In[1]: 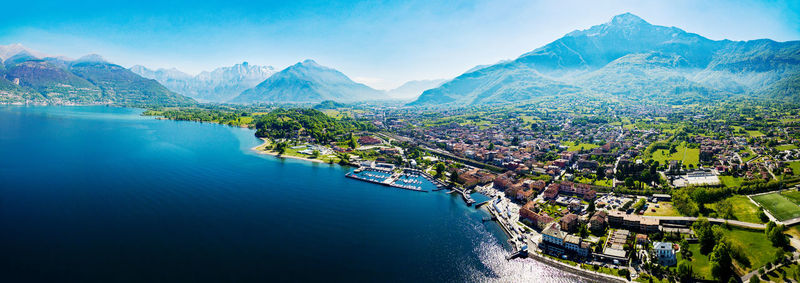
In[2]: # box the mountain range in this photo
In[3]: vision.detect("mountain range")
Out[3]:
[231,59,387,104]
[131,62,275,102]
[411,13,800,106]
[0,45,195,106]
[2,13,798,107]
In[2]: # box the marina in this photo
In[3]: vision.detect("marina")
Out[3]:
[345,167,427,192]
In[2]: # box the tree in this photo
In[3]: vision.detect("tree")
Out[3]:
[434,162,446,178]
[679,238,691,260]
[311,150,320,159]
[716,199,734,219]
[765,221,787,247]
[750,275,761,283]
[579,223,589,238]
[587,199,596,213]
[348,135,359,149]
[275,142,288,154]
[710,241,732,282]
[693,217,715,254]
[449,169,460,185]
[596,166,606,179]
[758,209,769,222]
[677,260,693,283]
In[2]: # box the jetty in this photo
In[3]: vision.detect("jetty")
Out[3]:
[345,167,427,192]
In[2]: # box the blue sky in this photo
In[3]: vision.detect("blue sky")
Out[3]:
[2,0,799,89]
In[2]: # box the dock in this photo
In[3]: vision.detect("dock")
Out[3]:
[345,168,427,192]
[474,198,494,208]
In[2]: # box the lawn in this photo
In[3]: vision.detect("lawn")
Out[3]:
[686,227,782,279]
[720,175,744,187]
[775,144,799,151]
[711,195,763,223]
[575,176,612,187]
[752,192,800,221]
[724,228,782,274]
[787,162,800,176]
[781,190,800,205]
[563,141,599,152]
[649,144,700,167]
[684,244,712,280]
[643,202,680,216]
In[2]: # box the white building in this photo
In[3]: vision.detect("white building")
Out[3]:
[653,242,676,266]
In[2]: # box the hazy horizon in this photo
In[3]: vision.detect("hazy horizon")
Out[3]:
[2,0,799,89]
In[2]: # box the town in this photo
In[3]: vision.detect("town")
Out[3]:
[146,97,800,283]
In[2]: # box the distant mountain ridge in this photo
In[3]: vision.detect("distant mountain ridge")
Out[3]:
[231,59,386,104]
[131,62,275,102]
[386,79,446,100]
[0,44,195,106]
[411,13,800,106]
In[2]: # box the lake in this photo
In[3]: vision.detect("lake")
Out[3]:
[0,106,584,282]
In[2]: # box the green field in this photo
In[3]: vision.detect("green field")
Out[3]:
[782,190,800,205]
[681,227,781,280]
[752,192,800,221]
[649,144,700,167]
[776,144,799,151]
[724,228,783,274]
[708,195,763,223]
[720,175,744,187]
[732,126,765,137]
[643,202,680,217]
[563,141,599,152]
[787,162,800,176]
[683,244,712,280]
[574,176,612,187]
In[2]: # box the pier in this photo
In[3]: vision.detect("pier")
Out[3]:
[474,198,494,208]
[345,167,427,192]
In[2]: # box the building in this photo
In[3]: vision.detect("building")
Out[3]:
[540,223,591,258]
[560,213,578,233]
[651,194,672,202]
[607,210,660,233]
[653,242,676,266]
[636,234,649,245]
[589,211,607,234]
[542,184,559,200]
[595,229,630,265]
[358,135,382,145]
[563,235,590,258]
[541,224,566,256]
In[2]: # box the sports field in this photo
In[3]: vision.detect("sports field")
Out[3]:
[752,192,800,221]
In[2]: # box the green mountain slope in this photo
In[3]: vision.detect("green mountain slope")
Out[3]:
[412,13,800,106]
[70,61,196,106]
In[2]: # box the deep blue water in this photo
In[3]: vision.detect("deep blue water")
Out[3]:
[0,106,583,282]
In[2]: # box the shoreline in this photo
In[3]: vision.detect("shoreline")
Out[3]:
[250,138,335,164]
[251,136,619,282]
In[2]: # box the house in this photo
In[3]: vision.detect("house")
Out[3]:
[589,211,607,233]
[542,184,559,200]
[653,242,677,266]
[560,213,578,233]
[564,235,590,258]
[577,159,599,170]
[636,234,649,245]
[541,223,567,256]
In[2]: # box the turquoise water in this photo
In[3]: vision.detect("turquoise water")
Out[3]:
[0,106,584,282]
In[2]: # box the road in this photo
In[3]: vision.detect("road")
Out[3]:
[643,216,766,230]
